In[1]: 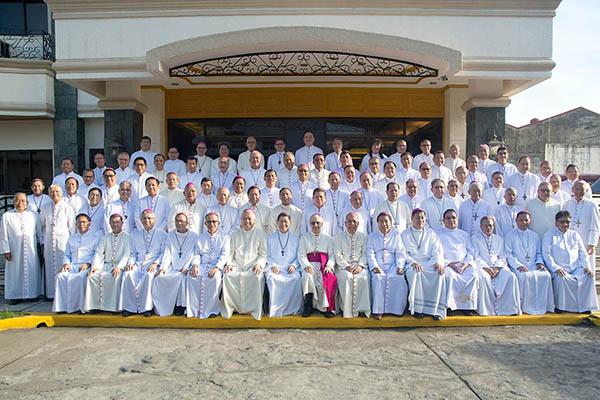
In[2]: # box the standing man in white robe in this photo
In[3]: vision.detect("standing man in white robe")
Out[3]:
[482,171,506,213]
[101,168,120,206]
[421,179,457,231]
[562,164,592,200]
[260,170,281,209]
[115,152,135,185]
[276,152,298,188]
[129,136,158,173]
[52,157,83,192]
[135,176,170,231]
[431,151,453,184]
[402,209,447,320]
[64,177,86,213]
[399,179,423,212]
[159,172,185,207]
[465,155,488,188]
[542,210,598,313]
[194,141,213,177]
[178,156,204,190]
[120,210,166,317]
[85,214,131,312]
[92,153,107,187]
[444,144,466,177]
[549,174,571,206]
[239,186,271,233]
[438,209,479,316]
[153,213,198,316]
[494,188,520,237]
[374,160,400,194]
[339,165,361,194]
[27,178,51,216]
[471,216,521,316]
[325,137,343,173]
[301,188,337,236]
[168,183,205,235]
[210,143,237,175]
[295,131,323,170]
[334,212,371,318]
[54,213,102,313]
[338,191,371,236]
[416,162,434,198]
[325,172,347,227]
[372,182,411,234]
[197,177,217,210]
[207,187,239,237]
[269,188,302,235]
[164,147,186,177]
[129,157,152,203]
[412,139,434,170]
[0,193,42,303]
[78,169,99,198]
[309,153,330,190]
[211,156,236,192]
[267,138,286,171]
[79,188,104,234]
[477,144,494,176]
[525,182,561,240]
[237,136,265,173]
[186,212,230,319]
[221,209,268,320]
[458,181,493,237]
[105,181,136,234]
[265,212,303,317]
[445,179,464,210]
[506,156,541,208]
[486,146,517,183]
[229,176,249,209]
[454,166,470,201]
[290,164,317,212]
[505,211,554,315]
[388,139,407,172]
[358,171,385,216]
[41,185,75,300]
[240,151,267,189]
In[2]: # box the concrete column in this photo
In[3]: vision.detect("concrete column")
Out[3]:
[53,80,85,174]
[443,87,469,154]
[462,98,510,157]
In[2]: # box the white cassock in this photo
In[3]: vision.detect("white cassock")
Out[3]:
[153,230,198,316]
[289,180,317,212]
[438,227,479,311]
[104,199,136,234]
[295,146,323,169]
[525,198,561,240]
[0,209,42,300]
[456,182,470,202]
[360,153,386,173]
[412,153,434,170]
[297,231,336,312]
[397,168,420,187]
[387,154,402,171]
[229,192,249,209]
[101,185,120,206]
[207,204,240,236]
[551,190,571,206]
[367,230,408,315]
[178,172,204,190]
[334,231,371,318]
[276,166,298,188]
[120,228,167,314]
[562,198,600,277]
[561,179,592,200]
[372,200,411,234]
[445,193,463,211]
[210,156,237,175]
[482,186,506,213]
[470,232,521,316]
[339,179,360,194]
[421,196,457,231]
[505,228,554,315]
[458,199,493,237]
[542,228,599,313]
[186,231,230,319]
[444,157,466,176]
[134,195,170,232]
[359,188,385,216]
[85,231,131,312]
[241,168,266,189]
[265,231,303,317]
[168,200,206,235]
[41,201,75,298]
[194,155,213,177]
[486,162,518,182]
[478,158,494,177]
[164,159,186,177]
[159,187,185,208]
[260,187,281,209]
[78,203,105,234]
[27,194,51,215]
[151,170,167,187]
[431,165,453,184]
[211,171,236,192]
[129,172,152,203]
[197,193,218,210]
[374,176,400,195]
[115,167,135,185]
[506,172,541,208]
[78,183,99,198]
[268,204,302,235]
[402,227,447,318]
[466,170,488,188]
[398,194,422,212]
[325,189,349,226]
[93,167,106,187]
[301,204,337,236]
[338,206,371,235]
[129,150,158,172]
[417,178,433,198]
[221,228,267,320]
[53,230,102,313]
[237,150,265,173]
[309,168,331,190]
[52,172,83,192]
[64,193,86,214]
[267,151,285,171]
[238,203,271,233]
[494,204,520,238]
[325,152,342,172]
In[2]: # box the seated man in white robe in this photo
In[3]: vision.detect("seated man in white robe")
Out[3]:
[168,183,206,235]
[402,209,447,320]
[437,209,479,316]
[399,179,422,211]
[334,212,371,318]
[159,172,185,207]
[135,177,170,231]
[494,188,520,237]
[471,216,521,316]
[372,182,411,234]
[542,210,599,313]
[269,187,302,235]
[482,171,506,212]
[153,212,198,316]
[79,187,104,234]
[298,213,337,317]
[0,193,43,304]
[84,214,131,312]
[229,176,249,209]
[54,213,102,313]
[458,181,492,237]
[207,187,238,236]
[260,169,281,209]
[367,212,408,320]
[186,212,230,319]
[239,186,271,233]
[120,209,167,317]
[105,181,136,233]
[525,182,561,240]
[221,209,268,320]
[421,179,457,231]
[505,211,554,315]
[301,188,337,236]
[338,190,371,236]
[265,212,302,317]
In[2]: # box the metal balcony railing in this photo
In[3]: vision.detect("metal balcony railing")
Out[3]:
[0,32,55,61]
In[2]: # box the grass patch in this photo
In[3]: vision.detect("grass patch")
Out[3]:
[0,310,26,320]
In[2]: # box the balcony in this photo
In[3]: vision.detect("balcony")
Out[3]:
[0,31,55,61]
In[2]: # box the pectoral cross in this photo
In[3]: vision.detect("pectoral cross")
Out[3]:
[473,213,478,220]
[522,194,527,200]
[575,220,582,228]
[460,193,465,199]
[178,251,182,258]
[525,255,531,261]
[281,250,285,256]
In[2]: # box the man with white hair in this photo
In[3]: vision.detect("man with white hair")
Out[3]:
[444,144,466,176]
[221,208,268,320]
[399,179,423,211]
[549,174,571,206]
[372,182,411,234]
[494,188,520,237]
[105,181,135,234]
[338,191,371,236]
[240,151,267,189]
[525,182,561,240]
[334,212,371,318]
[367,212,408,320]
[237,136,264,172]
[458,181,492,237]
[506,156,541,208]
[206,187,238,236]
[421,179,457,231]
[211,156,236,192]
[465,155,488,188]
[159,172,185,207]
[168,183,205,235]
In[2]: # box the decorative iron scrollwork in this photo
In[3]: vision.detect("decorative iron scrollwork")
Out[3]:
[170,51,437,78]
[0,33,55,61]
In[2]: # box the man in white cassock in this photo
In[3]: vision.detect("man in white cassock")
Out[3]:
[525,182,561,240]
[298,213,337,317]
[194,141,213,177]
[437,209,479,316]
[338,191,371,236]
[454,166,470,202]
[79,188,104,234]
[562,181,599,277]
[276,152,298,188]
[153,213,197,316]
[159,172,185,207]
[494,188,520,237]
[506,156,541,208]
[325,172,348,228]
[239,186,271,233]
[334,212,371,318]
[197,178,217,210]
[265,212,303,317]
[431,151,453,184]
[41,185,75,300]
[482,171,506,213]
[186,212,230,319]
[269,188,302,235]
[207,187,238,236]
[367,212,408,319]
[398,152,420,186]
[421,179,457,231]
[339,166,361,194]
[84,214,131,312]
[260,170,281,209]
[229,176,249,209]
[358,171,385,216]
[240,151,266,189]
[549,174,571,206]
[402,209,447,320]
[105,181,136,234]
[211,156,236,192]
[53,213,102,313]
[168,183,205,235]
[294,131,323,169]
[309,153,330,190]
[416,162,434,199]
[562,164,592,200]
[471,217,521,316]
[399,179,423,211]
[129,157,152,203]
[135,177,170,231]
[290,164,317,212]
[178,157,204,190]
[372,182,410,234]
[445,179,464,210]
[120,210,166,317]
[64,177,87,213]
[27,178,51,216]
[301,188,337,236]
[458,181,493,237]
[505,211,554,315]
[1,193,42,303]
[221,209,268,320]
[374,160,400,194]
[465,156,488,188]
[542,211,599,313]
[444,144,466,177]
[101,168,120,206]
[237,136,264,173]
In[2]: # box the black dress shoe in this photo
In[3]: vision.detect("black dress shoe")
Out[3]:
[432,315,442,321]
[555,308,564,314]
[414,312,425,318]
[462,310,476,316]
[447,309,457,316]
[323,311,335,318]
[43,296,53,302]
[143,311,152,317]
[582,310,592,314]
[8,299,21,305]
[122,311,132,317]
[174,306,185,316]
[302,293,313,317]
[87,309,100,314]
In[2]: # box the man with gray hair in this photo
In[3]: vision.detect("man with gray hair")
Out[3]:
[525,182,561,240]
[458,181,492,237]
